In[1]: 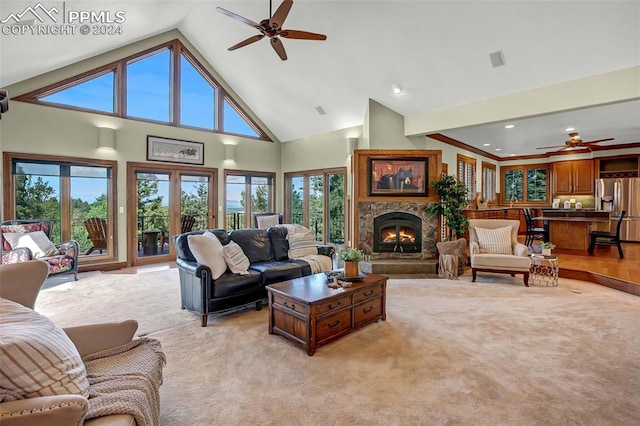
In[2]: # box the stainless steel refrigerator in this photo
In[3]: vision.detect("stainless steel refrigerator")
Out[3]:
[595,178,640,242]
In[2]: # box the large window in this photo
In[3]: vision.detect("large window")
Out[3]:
[482,161,497,203]
[4,153,117,264]
[285,168,346,245]
[501,164,549,204]
[225,171,275,231]
[457,154,476,202]
[16,40,270,140]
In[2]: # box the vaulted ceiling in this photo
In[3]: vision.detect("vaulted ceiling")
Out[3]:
[1,1,639,156]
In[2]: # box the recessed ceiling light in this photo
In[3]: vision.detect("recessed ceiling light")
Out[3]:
[495,148,502,151]
[504,124,515,129]
[391,84,404,95]
[483,143,490,146]
[565,127,575,132]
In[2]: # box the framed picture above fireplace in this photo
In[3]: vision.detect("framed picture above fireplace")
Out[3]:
[368,157,428,196]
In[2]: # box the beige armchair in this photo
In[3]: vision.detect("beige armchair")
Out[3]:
[468,219,532,286]
[0,261,162,426]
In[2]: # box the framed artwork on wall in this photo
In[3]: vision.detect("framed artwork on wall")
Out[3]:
[368,157,428,196]
[147,135,204,165]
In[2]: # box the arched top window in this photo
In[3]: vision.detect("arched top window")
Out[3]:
[14,39,270,141]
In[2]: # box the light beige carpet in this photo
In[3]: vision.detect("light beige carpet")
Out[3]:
[36,269,640,425]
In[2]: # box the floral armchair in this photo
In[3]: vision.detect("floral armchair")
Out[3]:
[0,219,79,280]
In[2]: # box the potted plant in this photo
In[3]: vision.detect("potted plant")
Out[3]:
[337,248,363,278]
[540,241,556,256]
[423,174,469,241]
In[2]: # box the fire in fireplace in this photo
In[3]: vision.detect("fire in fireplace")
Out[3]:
[373,212,422,253]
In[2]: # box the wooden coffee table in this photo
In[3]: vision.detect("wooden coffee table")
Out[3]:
[266,273,388,356]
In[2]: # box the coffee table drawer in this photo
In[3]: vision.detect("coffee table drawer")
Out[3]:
[317,310,351,342]
[316,295,351,315]
[353,283,383,304]
[273,294,308,315]
[354,297,382,325]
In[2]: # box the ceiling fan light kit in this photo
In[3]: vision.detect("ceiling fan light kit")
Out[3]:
[217,0,327,61]
[536,132,615,153]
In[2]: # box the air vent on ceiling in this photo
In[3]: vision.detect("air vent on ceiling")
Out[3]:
[489,50,505,68]
[315,106,326,115]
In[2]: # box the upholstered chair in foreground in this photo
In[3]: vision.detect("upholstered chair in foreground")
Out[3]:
[0,260,164,426]
[468,219,532,286]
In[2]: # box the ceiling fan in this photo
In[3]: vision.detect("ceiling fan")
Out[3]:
[216,0,327,61]
[537,132,615,152]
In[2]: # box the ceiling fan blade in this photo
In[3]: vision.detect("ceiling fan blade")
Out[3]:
[270,0,293,29]
[228,34,265,51]
[536,145,566,149]
[271,37,288,60]
[216,7,262,30]
[280,29,327,40]
[583,138,615,145]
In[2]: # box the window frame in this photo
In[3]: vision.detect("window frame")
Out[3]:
[14,39,271,141]
[284,167,347,245]
[224,170,276,231]
[2,152,118,266]
[481,161,497,203]
[500,163,550,205]
[457,154,476,202]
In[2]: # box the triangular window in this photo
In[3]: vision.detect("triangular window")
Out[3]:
[40,71,115,113]
[15,39,270,141]
[223,98,259,138]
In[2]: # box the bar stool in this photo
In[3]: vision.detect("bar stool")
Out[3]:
[588,210,625,259]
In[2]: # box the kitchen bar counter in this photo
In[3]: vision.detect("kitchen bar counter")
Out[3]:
[534,212,610,251]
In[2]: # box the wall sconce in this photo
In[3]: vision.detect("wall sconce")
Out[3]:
[347,137,358,155]
[97,127,116,150]
[224,144,236,161]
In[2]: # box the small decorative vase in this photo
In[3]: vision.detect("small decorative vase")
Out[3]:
[344,261,359,278]
[542,248,551,256]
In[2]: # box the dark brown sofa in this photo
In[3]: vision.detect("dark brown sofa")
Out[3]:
[174,227,334,326]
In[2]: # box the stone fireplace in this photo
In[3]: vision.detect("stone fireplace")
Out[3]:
[357,201,438,260]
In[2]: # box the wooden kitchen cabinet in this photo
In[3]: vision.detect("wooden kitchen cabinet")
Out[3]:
[552,160,594,195]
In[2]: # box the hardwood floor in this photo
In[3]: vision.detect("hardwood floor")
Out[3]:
[528,240,640,296]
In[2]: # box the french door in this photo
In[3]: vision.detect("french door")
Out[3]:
[127,162,217,265]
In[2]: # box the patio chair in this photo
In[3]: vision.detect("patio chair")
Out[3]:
[160,214,196,251]
[84,217,108,255]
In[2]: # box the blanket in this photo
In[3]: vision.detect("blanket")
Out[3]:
[438,254,459,280]
[82,337,166,426]
[300,254,333,274]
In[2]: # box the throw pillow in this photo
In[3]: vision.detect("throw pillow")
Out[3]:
[187,232,228,280]
[2,231,60,259]
[0,298,90,402]
[287,231,317,259]
[256,214,280,229]
[223,241,251,275]
[474,226,513,254]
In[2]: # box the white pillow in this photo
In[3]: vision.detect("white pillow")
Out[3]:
[223,241,251,275]
[475,226,513,254]
[256,214,280,229]
[0,298,90,402]
[287,231,317,259]
[2,231,60,259]
[187,232,228,280]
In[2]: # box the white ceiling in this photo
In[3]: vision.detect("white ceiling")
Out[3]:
[1,0,639,156]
